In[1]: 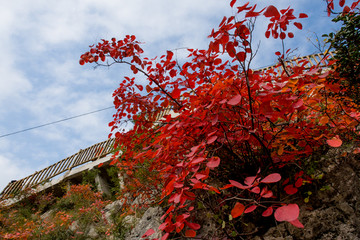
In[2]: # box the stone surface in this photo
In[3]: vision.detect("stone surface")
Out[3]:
[95,172,111,197]
[257,146,360,240]
[125,207,164,240]
[104,199,124,223]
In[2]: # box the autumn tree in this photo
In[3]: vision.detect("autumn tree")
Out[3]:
[80,0,360,239]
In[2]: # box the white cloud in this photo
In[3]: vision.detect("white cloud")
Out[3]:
[0,155,34,191]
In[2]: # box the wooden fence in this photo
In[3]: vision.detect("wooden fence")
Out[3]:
[256,51,335,74]
[0,138,115,200]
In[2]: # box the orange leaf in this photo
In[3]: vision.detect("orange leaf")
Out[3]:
[277,146,284,156]
[353,148,360,154]
[319,116,329,125]
[231,202,245,218]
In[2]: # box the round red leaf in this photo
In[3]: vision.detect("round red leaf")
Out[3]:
[231,202,245,218]
[274,204,299,222]
[326,137,343,147]
[261,173,281,183]
[262,206,273,217]
[284,184,298,195]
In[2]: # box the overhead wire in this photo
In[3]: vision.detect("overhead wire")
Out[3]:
[0,106,115,139]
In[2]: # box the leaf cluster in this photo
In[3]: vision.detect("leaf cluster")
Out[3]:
[324,11,360,104]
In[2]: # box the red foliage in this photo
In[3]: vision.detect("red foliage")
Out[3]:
[80,0,360,237]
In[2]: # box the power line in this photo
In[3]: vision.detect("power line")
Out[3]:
[0,106,114,139]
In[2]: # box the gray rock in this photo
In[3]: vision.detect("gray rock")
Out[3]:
[126,207,164,240]
[104,199,125,223]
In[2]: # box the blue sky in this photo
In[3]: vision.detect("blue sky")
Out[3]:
[0,0,341,191]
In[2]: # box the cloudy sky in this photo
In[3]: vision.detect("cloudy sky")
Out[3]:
[0,0,341,191]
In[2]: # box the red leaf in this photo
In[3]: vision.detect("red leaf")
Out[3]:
[98,163,104,168]
[244,205,257,213]
[245,7,265,18]
[293,22,303,30]
[229,180,251,189]
[206,157,220,168]
[262,190,273,198]
[146,85,152,93]
[227,94,241,105]
[191,157,205,164]
[161,233,169,240]
[326,137,342,147]
[172,87,181,99]
[274,204,299,222]
[135,84,143,91]
[293,99,303,108]
[230,0,237,7]
[131,64,138,74]
[186,222,201,230]
[265,31,271,38]
[343,5,350,14]
[284,184,298,195]
[262,206,273,217]
[295,178,303,188]
[299,13,308,18]
[261,173,281,183]
[250,186,260,194]
[339,0,345,7]
[289,218,304,228]
[237,2,250,13]
[264,5,280,18]
[275,51,281,56]
[207,135,218,144]
[211,114,218,125]
[79,59,85,65]
[221,184,234,190]
[236,51,246,61]
[169,69,177,78]
[231,202,245,218]
[185,230,196,237]
[244,176,256,186]
[226,42,236,58]
[288,32,294,38]
[280,32,286,39]
[142,229,155,238]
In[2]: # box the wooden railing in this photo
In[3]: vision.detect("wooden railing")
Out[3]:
[0,138,115,200]
[256,51,335,74]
